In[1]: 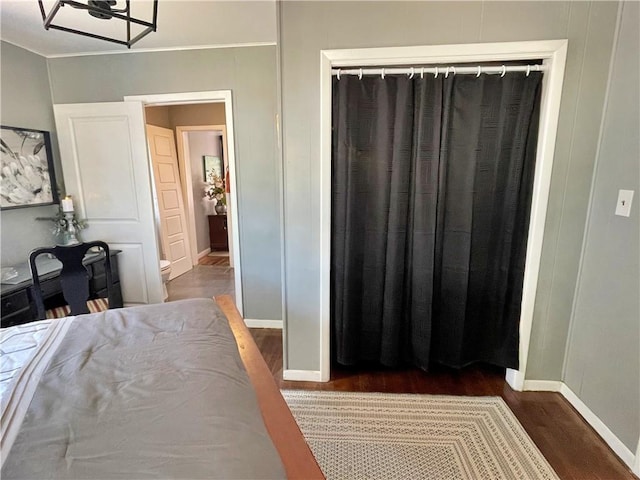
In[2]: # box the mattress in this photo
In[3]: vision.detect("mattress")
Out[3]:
[0,299,286,479]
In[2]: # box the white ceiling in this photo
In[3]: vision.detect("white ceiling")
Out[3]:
[0,0,277,58]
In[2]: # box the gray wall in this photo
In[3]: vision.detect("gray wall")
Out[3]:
[47,46,282,321]
[563,1,639,452]
[0,42,60,266]
[278,1,619,373]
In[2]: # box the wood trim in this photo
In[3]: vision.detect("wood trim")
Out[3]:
[216,295,324,480]
[523,380,563,392]
[559,383,636,470]
[46,42,277,60]
[283,370,323,382]
[523,379,637,471]
[244,319,283,329]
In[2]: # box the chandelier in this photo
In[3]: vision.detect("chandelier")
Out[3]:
[38,1,158,48]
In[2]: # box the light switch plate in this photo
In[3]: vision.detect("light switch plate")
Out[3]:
[615,189,634,217]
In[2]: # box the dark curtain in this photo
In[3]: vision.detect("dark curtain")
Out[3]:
[331,72,541,370]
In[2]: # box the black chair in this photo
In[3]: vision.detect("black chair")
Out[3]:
[29,241,115,320]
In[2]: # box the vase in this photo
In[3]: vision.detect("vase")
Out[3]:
[215,203,227,214]
[203,198,216,215]
[62,211,81,245]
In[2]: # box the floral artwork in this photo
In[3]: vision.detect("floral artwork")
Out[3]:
[203,155,223,181]
[0,126,58,209]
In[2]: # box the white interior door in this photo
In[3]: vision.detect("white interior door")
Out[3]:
[54,102,163,305]
[146,125,193,279]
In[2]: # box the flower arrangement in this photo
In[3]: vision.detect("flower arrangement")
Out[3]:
[204,171,226,206]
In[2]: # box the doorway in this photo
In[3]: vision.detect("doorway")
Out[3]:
[175,124,234,270]
[126,91,244,315]
[313,41,568,388]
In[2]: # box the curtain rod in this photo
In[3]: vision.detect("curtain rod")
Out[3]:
[332,64,545,78]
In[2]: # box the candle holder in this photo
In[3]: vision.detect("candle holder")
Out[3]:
[36,206,88,245]
[63,211,80,245]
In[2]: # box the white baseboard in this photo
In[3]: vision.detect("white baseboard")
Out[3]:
[523,380,563,391]
[523,379,636,471]
[634,439,640,476]
[506,368,525,391]
[282,369,323,382]
[559,383,636,470]
[197,248,211,260]
[243,318,283,329]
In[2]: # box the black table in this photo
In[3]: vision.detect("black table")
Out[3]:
[1,250,123,328]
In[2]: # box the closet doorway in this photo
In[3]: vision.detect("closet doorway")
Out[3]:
[332,64,542,373]
[318,41,568,389]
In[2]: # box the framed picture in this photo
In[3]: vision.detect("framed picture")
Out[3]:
[203,155,223,182]
[0,126,59,210]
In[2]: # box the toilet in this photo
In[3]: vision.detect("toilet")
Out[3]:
[160,260,171,301]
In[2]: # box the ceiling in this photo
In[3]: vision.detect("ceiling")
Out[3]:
[0,1,277,58]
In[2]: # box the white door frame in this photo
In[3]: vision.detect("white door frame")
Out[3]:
[319,40,568,388]
[175,124,228,266]
[125,91,243,316]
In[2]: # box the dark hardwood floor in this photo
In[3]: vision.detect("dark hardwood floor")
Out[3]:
[250,328,637,480]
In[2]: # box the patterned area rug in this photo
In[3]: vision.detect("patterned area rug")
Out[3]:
[282,390,559,480]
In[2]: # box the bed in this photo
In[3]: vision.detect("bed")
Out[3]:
[0,295,323,479]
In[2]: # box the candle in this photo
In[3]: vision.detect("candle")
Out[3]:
[61,196,74,212]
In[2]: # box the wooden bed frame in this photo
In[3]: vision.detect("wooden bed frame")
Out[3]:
[216,295,324,480]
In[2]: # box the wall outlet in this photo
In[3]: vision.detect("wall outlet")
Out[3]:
[614,189,634,217]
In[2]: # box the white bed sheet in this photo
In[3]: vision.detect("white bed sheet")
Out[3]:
[0,319,54,404]
[1,317,75,467]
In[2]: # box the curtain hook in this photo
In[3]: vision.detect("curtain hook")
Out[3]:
[337,69,341,81]
[434,66,438,78]
[381,68,385,79]
[477,65,482,77]
[451,66,456,76]
[501,65,506,78]
[445,66,450,78]
[358,68,363,80]
[409,67,414,79]
[420,67,424,79]
[526,65,531,77]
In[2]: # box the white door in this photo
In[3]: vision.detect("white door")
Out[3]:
[54,102,163,305]
[146,125,193,279]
